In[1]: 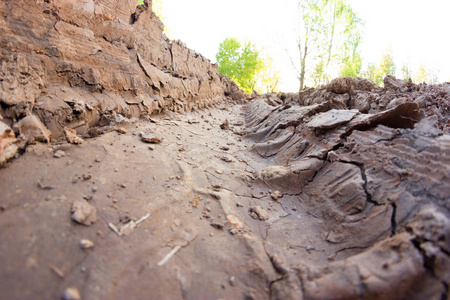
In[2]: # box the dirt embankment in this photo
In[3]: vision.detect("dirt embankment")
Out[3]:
[0,0,243,145]
[0,1,449,299]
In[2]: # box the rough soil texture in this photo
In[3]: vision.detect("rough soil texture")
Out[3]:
[1,1,450,300]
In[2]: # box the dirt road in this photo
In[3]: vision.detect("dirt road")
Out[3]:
[0,104,287,299]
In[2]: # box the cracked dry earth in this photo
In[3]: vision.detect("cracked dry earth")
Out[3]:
[1,96,450,300]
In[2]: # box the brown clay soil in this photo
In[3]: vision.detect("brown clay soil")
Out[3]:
[1,104,287,299]
[1,95,450,299]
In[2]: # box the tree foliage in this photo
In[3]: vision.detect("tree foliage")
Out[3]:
[378,47,396,79]
[401,62,413,82]
[254,57,282,94]
[289,0,363,91]
[414,65,439,84]
[362,47,396,86]
[216,38,263,94]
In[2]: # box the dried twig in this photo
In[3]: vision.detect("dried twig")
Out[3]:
[157,245,181,266]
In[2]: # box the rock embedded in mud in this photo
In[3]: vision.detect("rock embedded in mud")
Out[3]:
[140,130,162,144]
[79,239,94,249]
[0,121,19,165]
[221,155,234,163]
[249,206,269,221]
[71,200,97,226]
[220,119,230,130]
[14,115,51,144]
[53,150,65,158]
[117,127,127,134]
[63,287,81,300]
[270,190,282,202]
[226,215,243,230]
[64,128,84,144]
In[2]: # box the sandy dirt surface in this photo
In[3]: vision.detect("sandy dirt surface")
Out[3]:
[0,104,286,299]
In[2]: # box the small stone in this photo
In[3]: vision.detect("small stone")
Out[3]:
[226,215,243,229]
[53,150,65,158]
[229,276,236,286]
[212,184,222,191]
[79,239,94,249]
[148,146,155,151]
[82,174,92,181]
[219,146,230,151]
[215,170,224,175]
[221,156,233,163]
[63,287,81,300]
[249,206,269,221]
[229,228,238,235]
[95,156,101,162]
[117,127,127,134]
[236,202,244,207]
[64,128,83,144]
[119,183,126,188]
[140,130,162,144]
[91,186,98,193]
[220,119,230,130]
[270,190,283,202]
[210,223,224,230]
[71,200,97,226]
[82,195,92,201]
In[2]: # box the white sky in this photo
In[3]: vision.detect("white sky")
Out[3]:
[162,0,450,92]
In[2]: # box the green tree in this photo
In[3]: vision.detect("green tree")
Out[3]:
[415,65,429,83]
[288,0,363,91]
[401,63,413,82]
[363,47,396,86]
[338,4,363,78]
[340,53,362,77]
[254,56,281,94]
[216,38,263,94]
[414,65,440,84]
[363,63,382,85]
[378,47,396,78]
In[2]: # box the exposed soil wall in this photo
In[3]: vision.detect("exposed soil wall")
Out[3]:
[0,0,243,140]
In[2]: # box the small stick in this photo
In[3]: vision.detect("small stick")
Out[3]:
[108,223,122,236]
[135,213,150,225]
[157,245,181,266]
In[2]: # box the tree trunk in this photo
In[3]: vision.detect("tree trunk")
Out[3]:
[299,33,308,93]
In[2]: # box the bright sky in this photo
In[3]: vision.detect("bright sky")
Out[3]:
[163,0,450,92]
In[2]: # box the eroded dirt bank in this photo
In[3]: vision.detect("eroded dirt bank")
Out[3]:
[0,0,450,299]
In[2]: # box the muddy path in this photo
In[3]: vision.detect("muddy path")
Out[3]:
[2,96,449,300]
[0,104,289,299]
